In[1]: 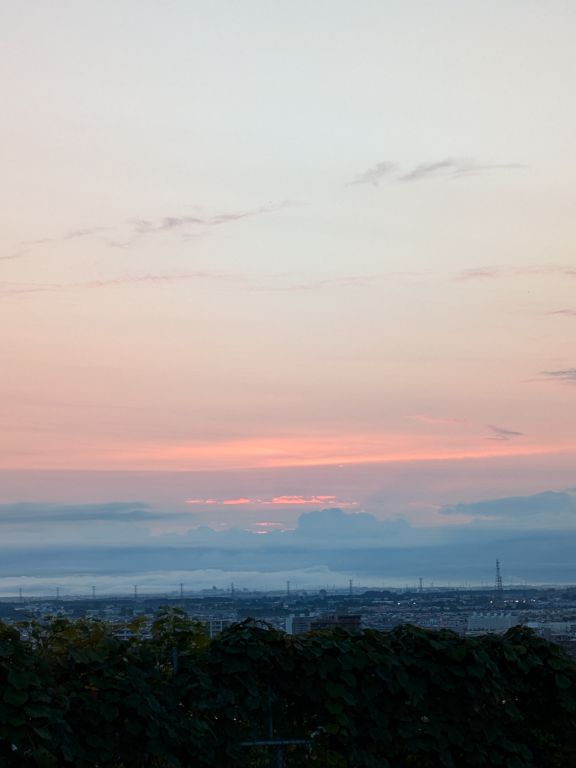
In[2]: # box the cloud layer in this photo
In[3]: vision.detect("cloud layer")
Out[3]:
[1,498,576,588]
[0,502,163,524]
[441,490,576,525]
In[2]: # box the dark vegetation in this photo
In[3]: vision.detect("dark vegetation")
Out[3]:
[0,609,575,767]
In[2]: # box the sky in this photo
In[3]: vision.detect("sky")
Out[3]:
[1,1,576,590]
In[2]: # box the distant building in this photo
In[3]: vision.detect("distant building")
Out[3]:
[466,613,518,634]
[526,621,576,657]
[286,615,313,635]
[287,613,362,635]
[310,613,361,633]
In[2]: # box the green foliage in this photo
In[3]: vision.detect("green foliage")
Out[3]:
[0,614,574,766]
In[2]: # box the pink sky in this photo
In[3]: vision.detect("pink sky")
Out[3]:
[1,1,576,535]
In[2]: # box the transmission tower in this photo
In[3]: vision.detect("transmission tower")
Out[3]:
[495,560,504,603]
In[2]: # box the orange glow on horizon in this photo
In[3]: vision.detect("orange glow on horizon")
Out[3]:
[185,494,356,507]
[1,430,575,472]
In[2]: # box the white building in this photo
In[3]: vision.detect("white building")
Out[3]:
[466,613,519,634]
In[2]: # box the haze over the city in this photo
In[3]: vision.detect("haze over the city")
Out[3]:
[1,1,575,593]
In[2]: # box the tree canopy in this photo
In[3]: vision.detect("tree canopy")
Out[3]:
[0,609,574,767]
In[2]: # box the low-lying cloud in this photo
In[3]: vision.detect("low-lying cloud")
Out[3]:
[1,498,576,585]
[294,507,408,540]
[441,490,576,525]
[0,502,175,525]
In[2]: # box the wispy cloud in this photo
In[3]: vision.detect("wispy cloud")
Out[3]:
[1,270,404,300]
[455,268,499,281]
[0,251,28,262]
[349,162,397,186]
[80,272,239,290]
[351,158,524,187]
[485,424,524,442]
[0,282,59,298]
[0,272,241,299]
[455,265,576,281]
[132,202,286,237]
[64,226,110,240]
[3,228,111,261]
[2,269,388,300]
[539,369,576,385]
[401,159,524,182]
[2,203,288,261]
[412,417,523,441]
[547,309,576,317]
[400,160,457,182]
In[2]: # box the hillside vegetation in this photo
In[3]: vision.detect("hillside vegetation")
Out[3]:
[0,609,575,767]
